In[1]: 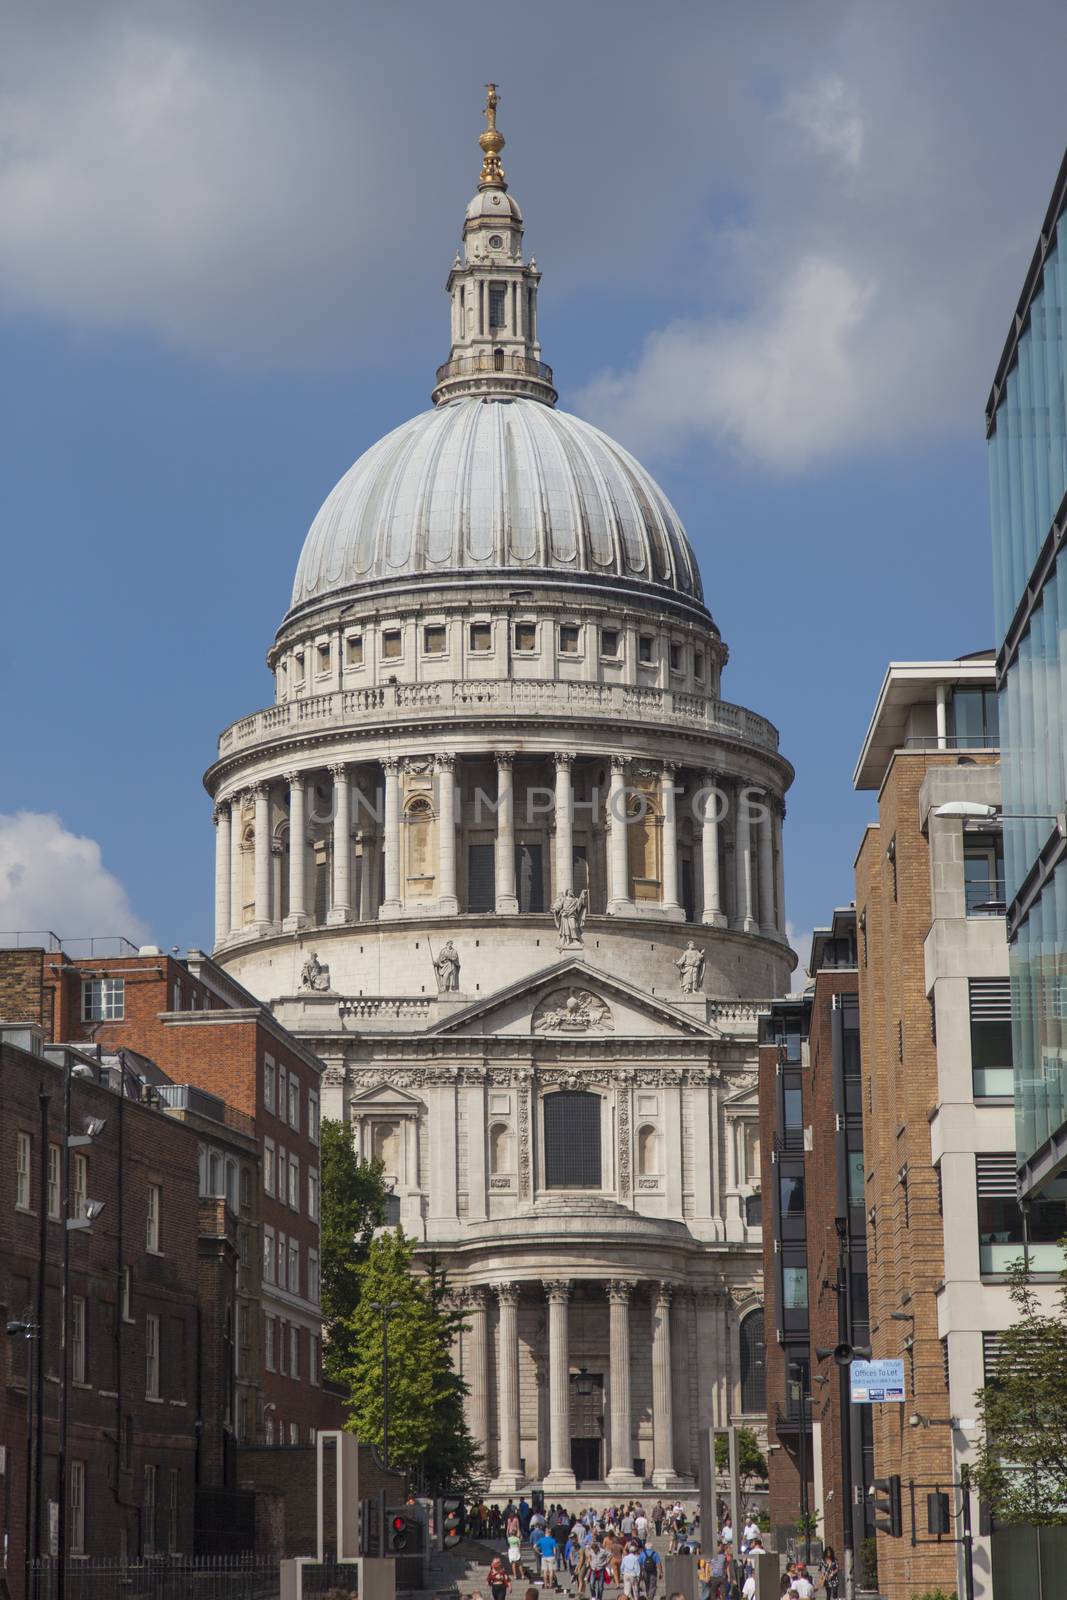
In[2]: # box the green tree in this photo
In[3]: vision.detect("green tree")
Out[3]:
[319,1117,389,1379]
[714,1427,769,1489]
[972,1249,1067,1524]
[338,1230,481,1493]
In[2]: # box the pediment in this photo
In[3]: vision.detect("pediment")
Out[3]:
[429,957,722,1040]
[723,1077,759,1111]
[349,1080,424,1110]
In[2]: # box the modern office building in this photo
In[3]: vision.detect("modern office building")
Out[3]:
[853,655,1066,1600]
[987,145,1067,1202]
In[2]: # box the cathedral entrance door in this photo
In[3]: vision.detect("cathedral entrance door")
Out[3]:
[570,1436,601,1484]
[570,1371,604,1483]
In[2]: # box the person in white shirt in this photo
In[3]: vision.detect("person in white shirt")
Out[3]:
[741,1517,760,1552]
[634,1514,649,1544]
[620,1548,642,1600]
[791,1574,815,1600]
[719,1522,733,1549]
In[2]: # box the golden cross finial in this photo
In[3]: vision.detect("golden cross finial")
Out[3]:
[479,81,506,188]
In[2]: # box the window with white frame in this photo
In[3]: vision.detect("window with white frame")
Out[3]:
[289,1422,299,1446]
[288,1153,299,1210]
[225,1159,238,1213]
[308,1090,320,1145]
[279,1319,287,1375]
[72,1152,88,1221]
[143,1464,158,1553]
[263,1138,275,1195]
[308,1249,320,1305]
[145,1313,160,1399]
[264,1315,276,1372]
[277,1145,286,1197]
[309,1332,320,1386]
[72,1295,87,1384]
[82,976,124,1021]
[308,1167,319,1221]
[264,1056,276,1114]
[69,1460,86,1555]
[172,981,182,1012]
[263,1225,275,1284]
[290,1325,299,1379]
[277,1231,286,1285]
[146,1184,161,1253]
[168,1468,181,1555]
[288,1075,300,1131]
[278,1064,287,1123]
[288,1239,299,1295]
[48,1145,60,1219]
[16,1131,31,1209]
[122,1266,132,1322]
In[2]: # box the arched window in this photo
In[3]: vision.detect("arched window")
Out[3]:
[626,789,662,903]
[208,1150,223,1197]
[276,824,290,923]
[489,1122,512,1175]
[197,1145,207,1196]
[740,1309,766,1414]
[241,825,255,925]
[543,1091,601,1189]
[637,1124,659,1176]
[404,795,435,901]
[225,1158,238,1212]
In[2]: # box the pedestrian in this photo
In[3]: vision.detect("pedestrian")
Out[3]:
[644,1543,663,1599]
[791,1568,814,1600]
[621,1545,642,1600]
[489,1555,512,1600]
[819,1548,839,1600]
[634,1510,649,1546]
[507,1523,524,1581]
[588,1541,610,1600]
[536,1528,561,1592]
[708,1543,727,1600]
[653,1503,665,1537]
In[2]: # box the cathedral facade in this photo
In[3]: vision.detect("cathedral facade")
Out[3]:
[204,90,793,1497]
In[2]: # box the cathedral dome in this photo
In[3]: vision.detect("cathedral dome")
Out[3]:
[289,396,704,611]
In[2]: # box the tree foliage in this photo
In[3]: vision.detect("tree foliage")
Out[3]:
[972,1249,1067,1524]
[714,1426,769,1488]
[337,1229,482,1494]
[318,1117,389,1379]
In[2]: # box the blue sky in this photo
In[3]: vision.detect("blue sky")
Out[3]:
[0,0,1063,975]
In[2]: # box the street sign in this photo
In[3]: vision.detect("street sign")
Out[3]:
[850,1358,906,1402]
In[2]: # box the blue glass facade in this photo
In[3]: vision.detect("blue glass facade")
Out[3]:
[988,157,1067,1189]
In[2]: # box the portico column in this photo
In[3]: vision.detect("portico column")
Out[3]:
[651,1282,680,1488]
[252,785,272,927]
[494,1283,524,1490]
[436,755,459,914]
[733,782,757,934]
[543,1280,577,1492]
[700,773,727,927]
[285,772,308,928]
[381,758,402,917]
[607,1281,640,1489]
[774,802,787,938]
[465,1288,490,1467]
[607,757,632,915]
[495,753,519,914]
[328,764,351,924]
[757,793,775,938]
[229,794,244,934]
[554,753,574,898]
[660,764,682,916]
[213,803,231,946]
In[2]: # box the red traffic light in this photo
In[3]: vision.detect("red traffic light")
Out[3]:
[392,1516,406,1532]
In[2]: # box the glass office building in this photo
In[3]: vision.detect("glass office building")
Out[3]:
[988,146,1067,1197]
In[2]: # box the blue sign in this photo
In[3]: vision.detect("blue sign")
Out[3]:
[850,1358,906,1403]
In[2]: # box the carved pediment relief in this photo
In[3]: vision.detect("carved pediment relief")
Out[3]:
[531,988,614,1035]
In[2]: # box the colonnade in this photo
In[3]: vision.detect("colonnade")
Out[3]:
[212,752,786,946]
[459,1277,688,1494]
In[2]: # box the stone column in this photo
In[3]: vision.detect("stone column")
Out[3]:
[495,753,518,914]
[465,1288,490,1466]
[381,758,402,917]
[494,1283,524,1491]
[229,794,244,934]
[774,803,787,939]
[213,803,231,946]
[660,764,682,916]
[757,795,775,938]
[554,753,574,899]
[733,783,756,934]
[436,755,459,914]
[607,757,632,914]
[328,764,351,923]
[253,785,272,927]
[285,772,308,929]
[700,773,727,927]
[651,1282,679,1488]
[607,1281,640,1489]
[543,1280,576,1492]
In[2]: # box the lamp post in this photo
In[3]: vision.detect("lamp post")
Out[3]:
[370,1300,401,1470]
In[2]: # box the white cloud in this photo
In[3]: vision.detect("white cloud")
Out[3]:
[782,76,864,169]
[0,812,149,945]
[786,921,812,994]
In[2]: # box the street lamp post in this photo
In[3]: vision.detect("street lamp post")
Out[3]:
[370,1300,401,1471]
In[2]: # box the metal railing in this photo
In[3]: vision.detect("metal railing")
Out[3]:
[27,1555,280,1599]
[0,932,140,956]
[965,876,1007,916]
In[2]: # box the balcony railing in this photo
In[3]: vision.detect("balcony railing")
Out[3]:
[965,876,1007,916]
[434,351,555,386]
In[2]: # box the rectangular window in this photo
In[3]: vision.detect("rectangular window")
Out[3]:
[277,1231,287,1286]
[71,1296,87,1384]
[288,1076,300,1131]
[143,1465,158,1554]
[265,1316,276,1372]
[82,976,124,1021]
[69,1460,86,1556]
[48,1144,60,1219]
[290,1325,300,1379]
[950,685,999,748]
[600,627,620,658]
[308,1248,320,1304]
[488,282,507,328]
[310,1332,320,1386]
[469,621,492,652]
[970,978,1014,1096]
[279,1318,287,1375]
[514,620,537,652]
[263,1138,275,1195]
[559,624,580,654]
[288,1239,299,1295]
[964,834,1005,916]
[278,1063,287,1121]
[145,1313,160,1398]
[544,1090,602,1189]
[308,1167,320,1221]
[669,642,682,673]
[779,1172,805,1219]
[316,642,331,675]
[782,1265,809,1310]
[288,1153,299,1210]
[290,1422,299,1446]
[16,1131,31,1209]
[638,635,655,664]
[146,1183,161,1253]
[847,1149,865,1205]
[277,1145,286,1197]
[694,650,705,680]
[345,634,363,668]
[423,624,447,654]
[72,1152,88,1221]
[263,1225,275,1284]
[308,1091,320,1145]
[168,1468,181,1554]
[381,629,402,659]
[293,652,305,684]
[264,1055,276,1113]
[122,1266,132,1322]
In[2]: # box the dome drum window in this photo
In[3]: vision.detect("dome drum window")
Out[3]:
[381,630,402,660]
[469,622,492,652]
[638,635,655,665]
[423,624,447,655]
[513,621,537,653]
[600,628,620,659]
[345,634,364,668]
[558,623,580,655]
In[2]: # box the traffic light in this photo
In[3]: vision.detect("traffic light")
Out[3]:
[871,1475,902,1538]
[927,1492,951,1536]
[390,1514,411,1553]
[442,1499,466,1548]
